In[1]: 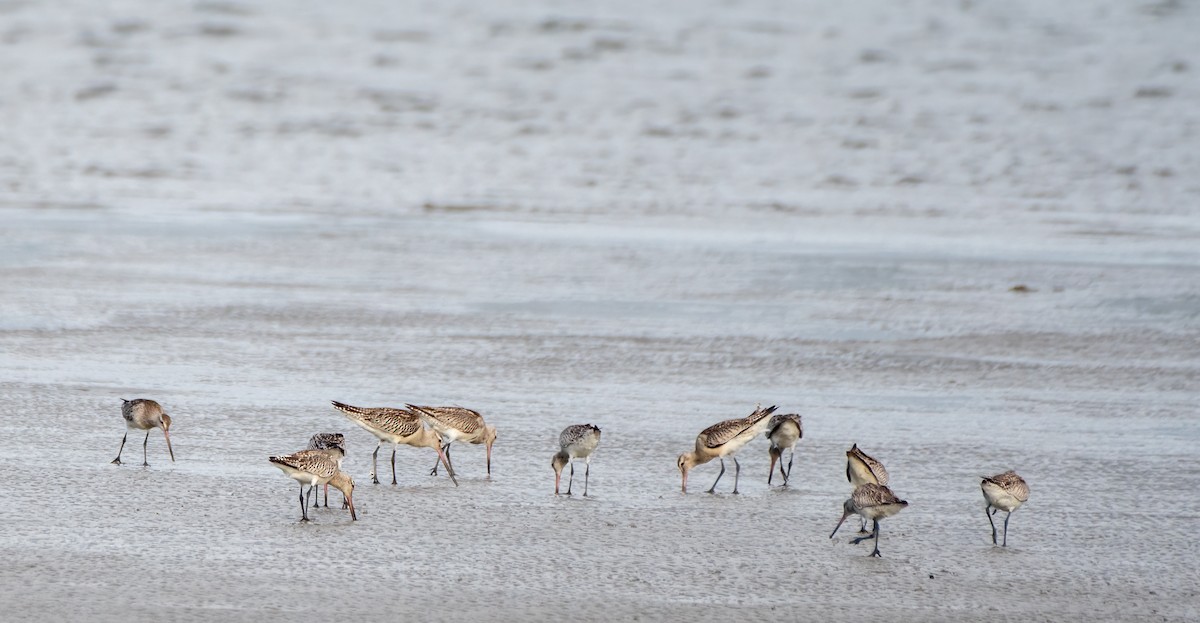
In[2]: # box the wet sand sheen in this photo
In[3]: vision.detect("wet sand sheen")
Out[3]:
[1,0,1198,621]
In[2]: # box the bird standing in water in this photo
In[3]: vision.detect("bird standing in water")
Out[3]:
[269,449,356,522]
[552,424,602,496]
[307,433,346,508]
[112,398,175,466]
[830,483,908,557]
[765,413,802,486]
[677,405,777,494]
[407,404,497,478]
[845,444,889,532]
[981,470,1029,547]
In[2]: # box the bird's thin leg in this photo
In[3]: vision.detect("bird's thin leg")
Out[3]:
[141,431,151,466]
[869,520,882,557]
[858,516,870,534]
[391,446,397,485]
[732,457,741,495]
[371,442,381,485]
[768,451,777,486]
[323,483,329,508]
[583,457,591,497]
[306,485,314,508]
[566,460,574,496]
[785,449,794,485]
[986,505,998,544]
[112,432,128,465]
[298,483,309,521]
[1003,511,1012,547]
[706,459,726,494]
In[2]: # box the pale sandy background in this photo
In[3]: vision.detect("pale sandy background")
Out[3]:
[1,1,1198,621]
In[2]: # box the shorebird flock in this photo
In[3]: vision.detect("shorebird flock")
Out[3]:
[111,398,1030,556]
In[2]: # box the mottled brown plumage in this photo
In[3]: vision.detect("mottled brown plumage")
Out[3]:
[407,404,497,477]
[552,424,602,496]
[677,405,777,494]
[332,401,455,486]
[306,433,346,508]
[269,449,356,521]
[982,470,1030,546]
[765,413,802,486]
[830,483,909,557]
[332,401,422,438]
[112,398,175,466]
[845,443,889,487]
[408,405,486,435]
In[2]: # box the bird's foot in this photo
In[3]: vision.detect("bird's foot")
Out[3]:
[869,549,882,558]
[371,475,380,485]
[111,458,122,465]
[142,462,149,467]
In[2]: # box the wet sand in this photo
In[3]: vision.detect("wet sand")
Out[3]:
[1,1,1198,621]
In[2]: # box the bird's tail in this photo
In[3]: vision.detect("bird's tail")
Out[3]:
[331,400,373,419]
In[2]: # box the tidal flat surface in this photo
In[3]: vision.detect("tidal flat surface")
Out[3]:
[0,1,1198,621]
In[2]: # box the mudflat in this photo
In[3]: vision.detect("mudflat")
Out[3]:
[0,1,1197,621]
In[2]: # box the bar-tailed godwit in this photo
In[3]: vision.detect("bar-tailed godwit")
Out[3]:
[111,398,175,466]
[830,482,908,557]
[307,433,346,508]
[981,470,1029,547]
[845,444,889,532]
[677,405,777,494]
[332,401,456,486]
[765,413,802,486]
[552,424,602,496]
[269,449,356,522]
[407,404,497,478]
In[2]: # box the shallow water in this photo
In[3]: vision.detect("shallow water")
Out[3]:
[1,1,1199,621]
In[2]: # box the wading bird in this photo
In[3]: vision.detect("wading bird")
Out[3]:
[269,449,356,522]
[677,405,777,494]
[112,398,175,466]
[845,444,889,531]
[332,401,456,486]
[407,404,497,478]
[981,470,1029,547]
[830,483,908,557]
[765,413,802,486]
[552,424,602,496]
[307,433,346,507]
